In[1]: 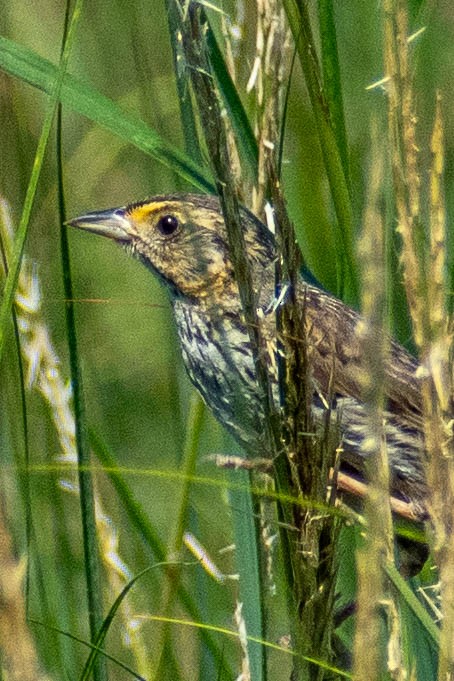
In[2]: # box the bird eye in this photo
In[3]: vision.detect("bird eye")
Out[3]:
[156,214,179,236]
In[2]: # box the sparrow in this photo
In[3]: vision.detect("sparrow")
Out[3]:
[69,193,428,574]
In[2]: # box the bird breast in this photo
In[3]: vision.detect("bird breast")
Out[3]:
[173,298,269,452]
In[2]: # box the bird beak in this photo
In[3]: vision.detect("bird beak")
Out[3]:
[67,208,133,243]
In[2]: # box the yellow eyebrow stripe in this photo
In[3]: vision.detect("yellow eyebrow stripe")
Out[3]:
[128,202,176,222]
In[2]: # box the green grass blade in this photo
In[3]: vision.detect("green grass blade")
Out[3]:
[400,591,438,681]
[31,620,145,680]
[154,393,206,679]
[0,23,83,363]
[170,393,206,552]
[318,0,350,188]
[385,564,439,646]
[89,428,233,675]
[229,469,265,681]
[282,0,357,302]
[164,0,203,163]
[80,566,156,681]
[205,20,259,181]
[51,5,107,681]
[0,32,111,673]
[0,36,214,193]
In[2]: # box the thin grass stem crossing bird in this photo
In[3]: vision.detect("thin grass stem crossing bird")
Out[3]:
[69,193,428,573]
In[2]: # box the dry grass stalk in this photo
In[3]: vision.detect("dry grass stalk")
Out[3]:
[0,502,50,681]
[423,96,454,550]
[384,2,454,677]
[425,96,454,681]
[178,7,340,678]
[353,128,401,681]
[384,0,426,347]
[218,9,245,195]
[247,0,290,214]
[233,601,251,681]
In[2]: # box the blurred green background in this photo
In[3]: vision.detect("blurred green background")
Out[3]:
[1,1,453,679]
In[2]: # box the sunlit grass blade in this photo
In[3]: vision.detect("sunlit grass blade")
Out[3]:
[0,36,214,193]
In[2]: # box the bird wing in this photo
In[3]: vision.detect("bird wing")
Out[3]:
[303,285,423,432]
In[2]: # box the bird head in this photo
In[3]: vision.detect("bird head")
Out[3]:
[68,193,275,304]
